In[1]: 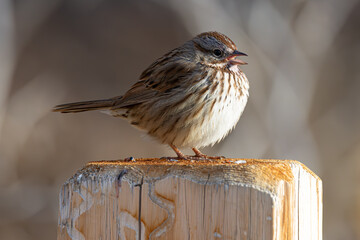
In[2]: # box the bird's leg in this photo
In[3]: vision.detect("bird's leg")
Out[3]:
[191,147,224,160]
[192,148,207,158]
[169,144,187,159]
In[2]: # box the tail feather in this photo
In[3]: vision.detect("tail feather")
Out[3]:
[53,99,115,113]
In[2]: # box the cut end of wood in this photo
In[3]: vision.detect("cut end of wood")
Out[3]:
[84,158,320,197]
[58,158,322,240]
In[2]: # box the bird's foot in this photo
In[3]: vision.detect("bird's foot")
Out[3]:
[161,155,224,161]
[190,147,225,160]
[187,154,225,161]
[165,145,225,161]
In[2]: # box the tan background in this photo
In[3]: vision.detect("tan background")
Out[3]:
[0,0,359,239]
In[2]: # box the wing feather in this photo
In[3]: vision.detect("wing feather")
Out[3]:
[111,47,197,110]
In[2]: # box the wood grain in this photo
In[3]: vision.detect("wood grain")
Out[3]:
[57,158,322,240]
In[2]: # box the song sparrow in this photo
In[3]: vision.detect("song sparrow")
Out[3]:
[53,31,249,159]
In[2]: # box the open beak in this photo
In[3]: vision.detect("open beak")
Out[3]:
[227,50,248,65]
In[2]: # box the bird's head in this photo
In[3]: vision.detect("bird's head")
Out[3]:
[192,31,247,69]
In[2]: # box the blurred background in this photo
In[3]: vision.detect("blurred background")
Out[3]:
[0,0,359,239]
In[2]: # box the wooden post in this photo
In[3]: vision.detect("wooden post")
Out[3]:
[57,158,322,240]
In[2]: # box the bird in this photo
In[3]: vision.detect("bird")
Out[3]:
[53,31,249,160]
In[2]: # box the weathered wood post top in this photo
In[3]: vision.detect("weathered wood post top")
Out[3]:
[57,158,322,240]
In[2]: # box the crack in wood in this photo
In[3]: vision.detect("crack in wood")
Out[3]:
[135,177,144,240]
[116,169,128,198]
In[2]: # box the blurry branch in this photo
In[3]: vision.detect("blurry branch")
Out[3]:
[295,0,359,58]
[0,75,65,184]
[0,0,62,139]
[0,0,64,184]
[0,0,15,138]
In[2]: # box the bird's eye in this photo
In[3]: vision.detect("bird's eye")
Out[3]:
[213,49,223,57]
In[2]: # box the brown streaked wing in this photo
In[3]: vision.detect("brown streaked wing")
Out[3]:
[110,81,157,109]
[139,48,180,80]
[111,52,198,110]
